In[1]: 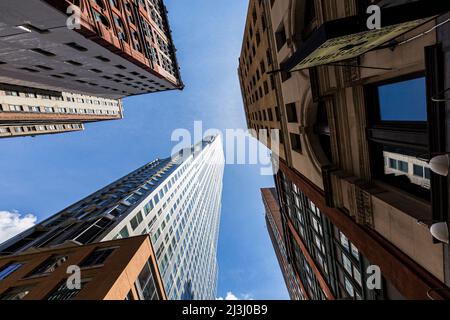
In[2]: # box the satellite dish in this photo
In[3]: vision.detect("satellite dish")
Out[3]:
[429,154,449,177]
[430,222,449,244]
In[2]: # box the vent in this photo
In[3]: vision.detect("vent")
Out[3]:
[65,60,83,66]
[65,42,88,52]
[30,48,56,57]
[95,55,110,62]
[35,65,54,70]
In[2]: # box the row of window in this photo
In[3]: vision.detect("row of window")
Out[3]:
[0,248,159,300]
[0,124,82,135]
[249,105,282,123]
[92,0,177,77]
[0,104,119,116]
[281,172,384,300]
[387,157,431,179]
[0,247,114,282]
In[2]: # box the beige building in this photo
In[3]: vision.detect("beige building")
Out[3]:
[241,0,450,299]
[238,0,286,160]
[0,83,122,138]
[0,235,166,300]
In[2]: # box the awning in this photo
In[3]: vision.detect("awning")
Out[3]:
[282,1,450,72]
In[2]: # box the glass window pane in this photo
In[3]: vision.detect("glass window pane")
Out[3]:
[27,255,69,277]
[342,254,352,274]
[0,263,22,280]
[353,267,362,287]
[378,77,427,121]
[350,243,360,261]
[340,232,349,251]
[413,164,424,177]
[345,277,355,298]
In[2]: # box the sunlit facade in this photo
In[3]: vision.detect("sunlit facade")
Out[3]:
[0,136,224,300]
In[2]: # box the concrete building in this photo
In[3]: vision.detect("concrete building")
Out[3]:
[0,136,225,300]
[384,151,431,190]
[0,83,122,138]
[0,0,183,138]
[240,0,450,299]
[0,0,183,100]
[262,188,304,300]
[0,235,166,300]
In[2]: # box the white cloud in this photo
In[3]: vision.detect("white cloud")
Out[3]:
[0,211,37,244]
[217,292,254,300]
[217,292,239,300]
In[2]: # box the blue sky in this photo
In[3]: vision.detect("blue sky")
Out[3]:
[0,0,289,299]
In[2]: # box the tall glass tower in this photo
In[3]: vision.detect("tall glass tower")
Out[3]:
[0,136,224,300]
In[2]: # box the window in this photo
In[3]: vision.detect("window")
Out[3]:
[47,279,89,300]
[125,290,134,300]
[340,232,349,251]
[0,262,23,280]
[342,254,352,274]
[144,200,154,215]
[275,23,287,51]
[263,81,269,95]
[367,75,431,202]
[80,247,115,268]
[344,277,355,297]
[353,267,362,286]
[389,158,397,169]
[350,244,359,261]
[135,260,159,300]
[5,90,19,96]
[27,255,69,277]
[130,211,144,230]
[0,286,33,300]
[413,164,424,177]
[425,168,431,180]
[267,108,274,121]
[9,105,22,112]
[275,107,281,122]
[290,133,302,153]
[286,103,298,123]
[398,161,408,173]
[117,226,129,239]
[281,70,291,82]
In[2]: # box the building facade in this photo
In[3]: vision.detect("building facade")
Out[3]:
[0,0,183,139]
[0,136,225,300]
[0,0,183,100]
[262,188,304,300]
[238,0,286,159]
[241,0,450,299]
[0,235,166,300]
[0,83,122,138]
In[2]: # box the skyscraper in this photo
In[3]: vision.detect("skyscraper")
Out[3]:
[0,0,183,138]
[0,0,183,99]
[261,188,304,300]
[0,136,225,300]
